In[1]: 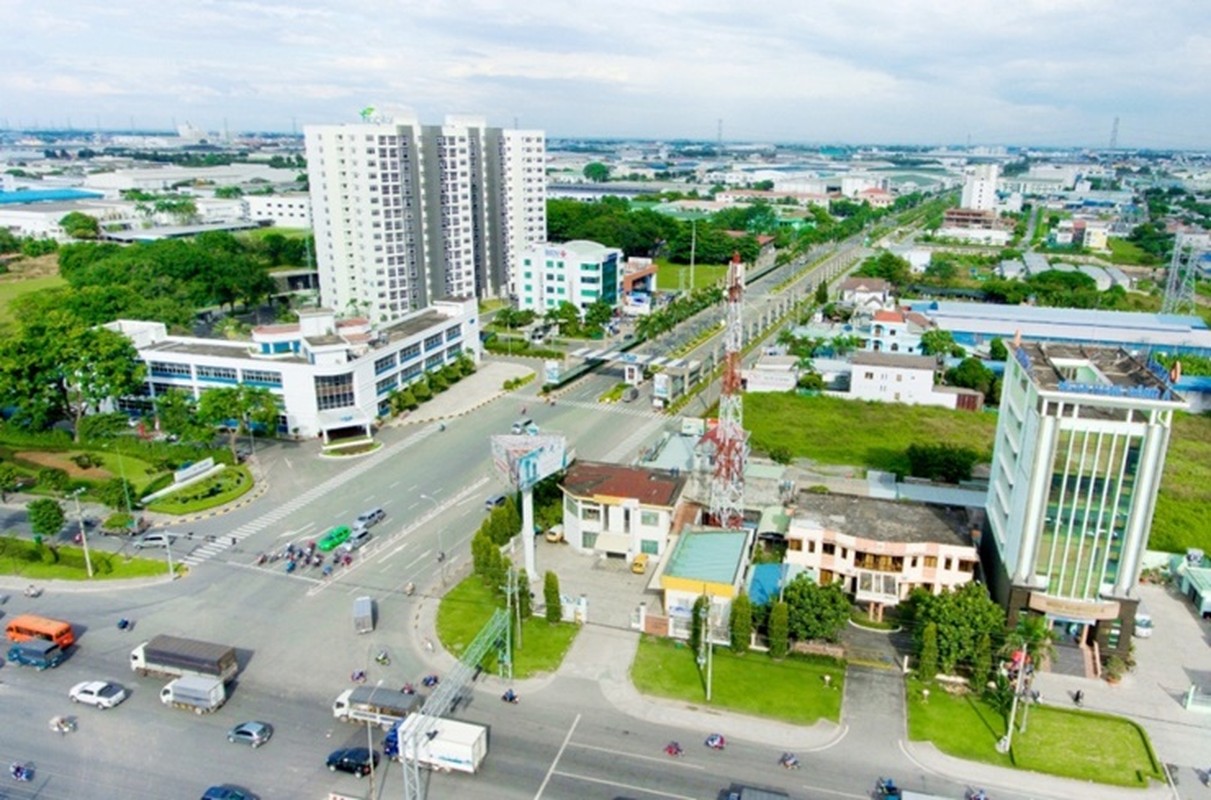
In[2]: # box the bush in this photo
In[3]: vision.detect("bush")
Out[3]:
[544,571,561,623]
[769,446,793,465]
[769,601,789,658]
[37,467,70,492]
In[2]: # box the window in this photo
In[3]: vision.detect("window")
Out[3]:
[314,373,355,410]
[640,510,659,527]
[376,375,398,396]
[196,365,238,383]
[582,505,601,522]
[788,539,803,552]
[150,361,191,379]
[822,542,836,556]
[399,343,421,362]
[923,556,938,569]
[424,333,443,352]
[374,354,397,375]
[241,369,282,387]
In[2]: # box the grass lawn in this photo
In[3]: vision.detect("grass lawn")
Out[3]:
[436,577,578,679]
[0,274,66,327]
[631,635,843,724]
[906,679,1162,787]
[238,226,311,241]
[144,465,254,514]
[1149,412,1211,553]
[744,393,997,474]
[1106,237,1160,266]
[0,536,175,580]
[655,259,729,291]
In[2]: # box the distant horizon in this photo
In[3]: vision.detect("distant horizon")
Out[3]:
[2,127,1203,156]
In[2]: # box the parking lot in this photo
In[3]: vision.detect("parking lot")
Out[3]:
[524,535,657,630]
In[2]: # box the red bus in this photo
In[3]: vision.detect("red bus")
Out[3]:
[5,614,76,648]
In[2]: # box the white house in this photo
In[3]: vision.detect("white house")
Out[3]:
[849,351,983,411]
[243,193,312,228]
[517,240,623,317]
[865,309,931,354]
[742,355,799,393]
[107,297,479,442]
[838,277,894,312]
[560,461,686,559]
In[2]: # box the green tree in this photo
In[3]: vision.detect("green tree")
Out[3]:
[728,592,752,654]
[783,576,850,643]
[1003,614,1056,673]
[37,468,69,493]
[0,463,21,501]
[583,162,610,182]
[814,281,828,305]
[919,621,939,679]
[690,595,708,654]
[27,498,66,539]
[768,601,789,659]
[972,632,993,689]
[517,568,532,620]
[906,443,982,483]
[913,583,1006,674]
[919,329,957,357]
[95,478,136,511]
[411,377,432,402]
[945,357,997,401]
[544,571,562,623]
[196,387,247,460]
[59,211,101,239]
[214,186,243,199]
[989,337,1008,361]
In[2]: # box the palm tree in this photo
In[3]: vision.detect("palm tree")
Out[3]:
[1001,614,1058,738]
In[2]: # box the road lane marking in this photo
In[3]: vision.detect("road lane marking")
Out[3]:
[550,771,698,799]
[570,742,707,768]
[534,713,580,800]
[363,495,376,502]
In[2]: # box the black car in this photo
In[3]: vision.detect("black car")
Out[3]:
[326,747,379,777]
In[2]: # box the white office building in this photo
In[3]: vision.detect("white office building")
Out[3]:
[243,193,312,228]
[983,342,1184,661]
[517,240,623,316]
[960,164,999,212]
[304,111,545,323]
[106,298,479,442]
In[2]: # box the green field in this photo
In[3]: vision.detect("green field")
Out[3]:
[744,393,997,475]
[1150,412,1211,553]
[1106,237,1160,266]
[632,635,844,724]
[237,226,311,241]
[906,679,1162,787]
[0,275,66,327]
[0,536,176,580]
[436,577,578,679]
[655,259,728,291]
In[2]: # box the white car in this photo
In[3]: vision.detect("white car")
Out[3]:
[69,681,128,709]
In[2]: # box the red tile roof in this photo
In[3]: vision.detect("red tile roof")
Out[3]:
[561,461,686,507]
[873,310,904,323]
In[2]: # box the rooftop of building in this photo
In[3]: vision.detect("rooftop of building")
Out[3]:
[561,460,686,507]
[790,492,973,548]
[852,351,938,370]
[915,299,1210,334]
[663,528,749,585]
[1014,342,1182,402]
[839,276,891,292]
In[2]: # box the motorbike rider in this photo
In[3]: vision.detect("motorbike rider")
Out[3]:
[502,688,518,703]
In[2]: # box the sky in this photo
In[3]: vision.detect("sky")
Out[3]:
[3,0,1210,149]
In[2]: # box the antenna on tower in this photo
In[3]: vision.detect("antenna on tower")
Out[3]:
[1163,236,1203,316]
[704,252,749,530]
[1109,116,1119,151]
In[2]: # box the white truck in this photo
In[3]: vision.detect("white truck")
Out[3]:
[160,675,226,714]
[389,715,488,774]
[131,635,239,683]
[332,686,422,728]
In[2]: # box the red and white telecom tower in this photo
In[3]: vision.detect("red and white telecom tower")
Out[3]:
[706,252,749,529]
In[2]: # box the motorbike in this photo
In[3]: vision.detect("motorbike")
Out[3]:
[663,742,683,758]
[421,674,439,688]
[779,752,800,769]
[876,777,902,799]
[375,650,391,666]
[9,762,32,782]
[404,582,416,596]
[704,733,726,751]
[965,791,988,800]
[285,560,296,574]
[401,683,416,695]
[116,618,132,631]
[351,670,367,683]
[23,584,41,598]
[256,552,268,566]
[501,689,519,704]
[49,716,76,735]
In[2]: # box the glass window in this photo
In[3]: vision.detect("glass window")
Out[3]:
[374,354,397,374]
[640,510,659,527]
[314,373,355,410]
[196,365,238,383]
[150,361,191,379]
[583,505,601,522]
[241,369,282,388]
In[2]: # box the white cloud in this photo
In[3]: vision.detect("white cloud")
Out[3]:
[0,0,1207,147]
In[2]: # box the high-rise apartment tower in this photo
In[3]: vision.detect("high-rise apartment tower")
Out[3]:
[960,163,999,212]
[305,111,545,322]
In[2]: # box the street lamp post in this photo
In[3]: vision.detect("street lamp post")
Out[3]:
[70,488,93,579]
[367,679,382,798]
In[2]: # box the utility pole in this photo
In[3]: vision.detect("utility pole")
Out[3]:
[70,488,93,578]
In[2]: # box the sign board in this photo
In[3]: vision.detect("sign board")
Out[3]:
[653,373,671,400]
[544,360,562,384]
[680,417,706,437]
[624,364,643,385]
[174,457,215,485]
[1027,593,1120,621]
[491,435,568,491]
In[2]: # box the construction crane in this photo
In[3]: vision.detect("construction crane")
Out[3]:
[705,252,749,529]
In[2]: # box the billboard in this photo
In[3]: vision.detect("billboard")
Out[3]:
[653,373,671,400]
[544,359,562,384]
[491,434,568,491]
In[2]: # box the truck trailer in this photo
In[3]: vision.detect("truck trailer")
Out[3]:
[332,686,422,728]
[387,715,488,774]
[130,635,239,682]
[160,675,226,714]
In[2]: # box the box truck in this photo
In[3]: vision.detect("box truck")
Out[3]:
[160,675,227,714]
[386,715,488,774]
[130,635,239,682]
[332,685,422,728]
[354,596,374,634]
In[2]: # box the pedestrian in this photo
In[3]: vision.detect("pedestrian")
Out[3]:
[230,536,237,547]
[1074,689,1084,706]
